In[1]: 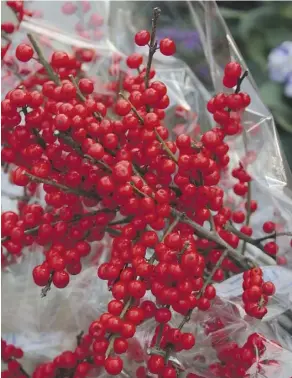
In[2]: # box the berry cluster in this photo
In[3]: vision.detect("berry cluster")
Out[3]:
[1,339,27,378]
[242,267,275,319]
[1,5,291,378]
[209,332,279,378]
[207,85,250,137]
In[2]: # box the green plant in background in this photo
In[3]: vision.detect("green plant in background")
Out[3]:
[221,2,292,133]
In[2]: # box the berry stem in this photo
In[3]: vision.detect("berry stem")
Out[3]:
[154,128,178,163]
[27,33,61,85]
[24,171,100,200]
[254,231,292,243]
[20,366,30,378]
[1,209,116,243]
[76,331,84,346]
[241,181,251,255]
[227,223,282,259]
[69,75,102,120]
[235,70,248,94]
[171,208,254,269]
[118,92,144,124]
[41,271,54,297]
[144,7,161,88]
[105,297,134,358]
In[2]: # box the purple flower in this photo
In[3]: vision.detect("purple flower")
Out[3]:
[268,41,292,97]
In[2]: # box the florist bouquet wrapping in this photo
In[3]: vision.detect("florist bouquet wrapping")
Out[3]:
[1,1,292,377]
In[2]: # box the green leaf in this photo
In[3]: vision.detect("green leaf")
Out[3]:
[238,5,277,41]
[260,82,292,133]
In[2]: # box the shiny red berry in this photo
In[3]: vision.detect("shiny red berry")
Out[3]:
[16,43,33,62]
[160,38,176,56]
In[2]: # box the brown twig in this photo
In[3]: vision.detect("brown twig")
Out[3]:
[1,209,114,243]
[253,231,292,243]
[41,271,54,297]
[24,172,100,199]
[69,75,102,121]
[235,70,248,94]
[118,92,144,124]
[144,7,161,88]
[154,129,178,163]
[105,297,134,358]
[76,331,84,346]
[27,33,60,85]
[241,181,251,255]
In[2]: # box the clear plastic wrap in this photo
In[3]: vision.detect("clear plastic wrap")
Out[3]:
[2,1,292,377]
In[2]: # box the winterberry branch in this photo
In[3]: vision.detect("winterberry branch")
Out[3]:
[20,366,30,378]
[235,70,248,94]
[118,92,144,124]
[171,208,254,269]
[105,297,134,358]
[69,75,102,120]
[154,128,178,163]
[145,7,161,88]
[41,271,54,297]
[254,231,292,243]
[76,331,84,346]
[1,209,115,243]
[24,171,100,199]
[108,216,133,226]
[241,181,252,255]
[27,33,61,85]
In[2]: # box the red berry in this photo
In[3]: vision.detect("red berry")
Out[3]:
[115,99,131,116]
[181,333,195,350]
[224,62,242,78]
[160,38,176,56]
[232,211,245,224]
[135,30,150,46]
[51,51,69,68]
[240,92,251,107]
[155,308,171,323]
[264,241,279,255]
[16,43,34,62]
[78,78,94,94]
[87,143,105,159]
[246,285,262,302]
[52,271,70,288]
[263,221,275,234]
[201,130,221,149]
[33,265,50,286]
[126,53,143,69]
[223,75,237,88]
[197,297,210,311]
[262,281,275,296]
[113,337,128,354]
[147,354,164,374]
[104,356,123,375]
[240,226,253,236]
